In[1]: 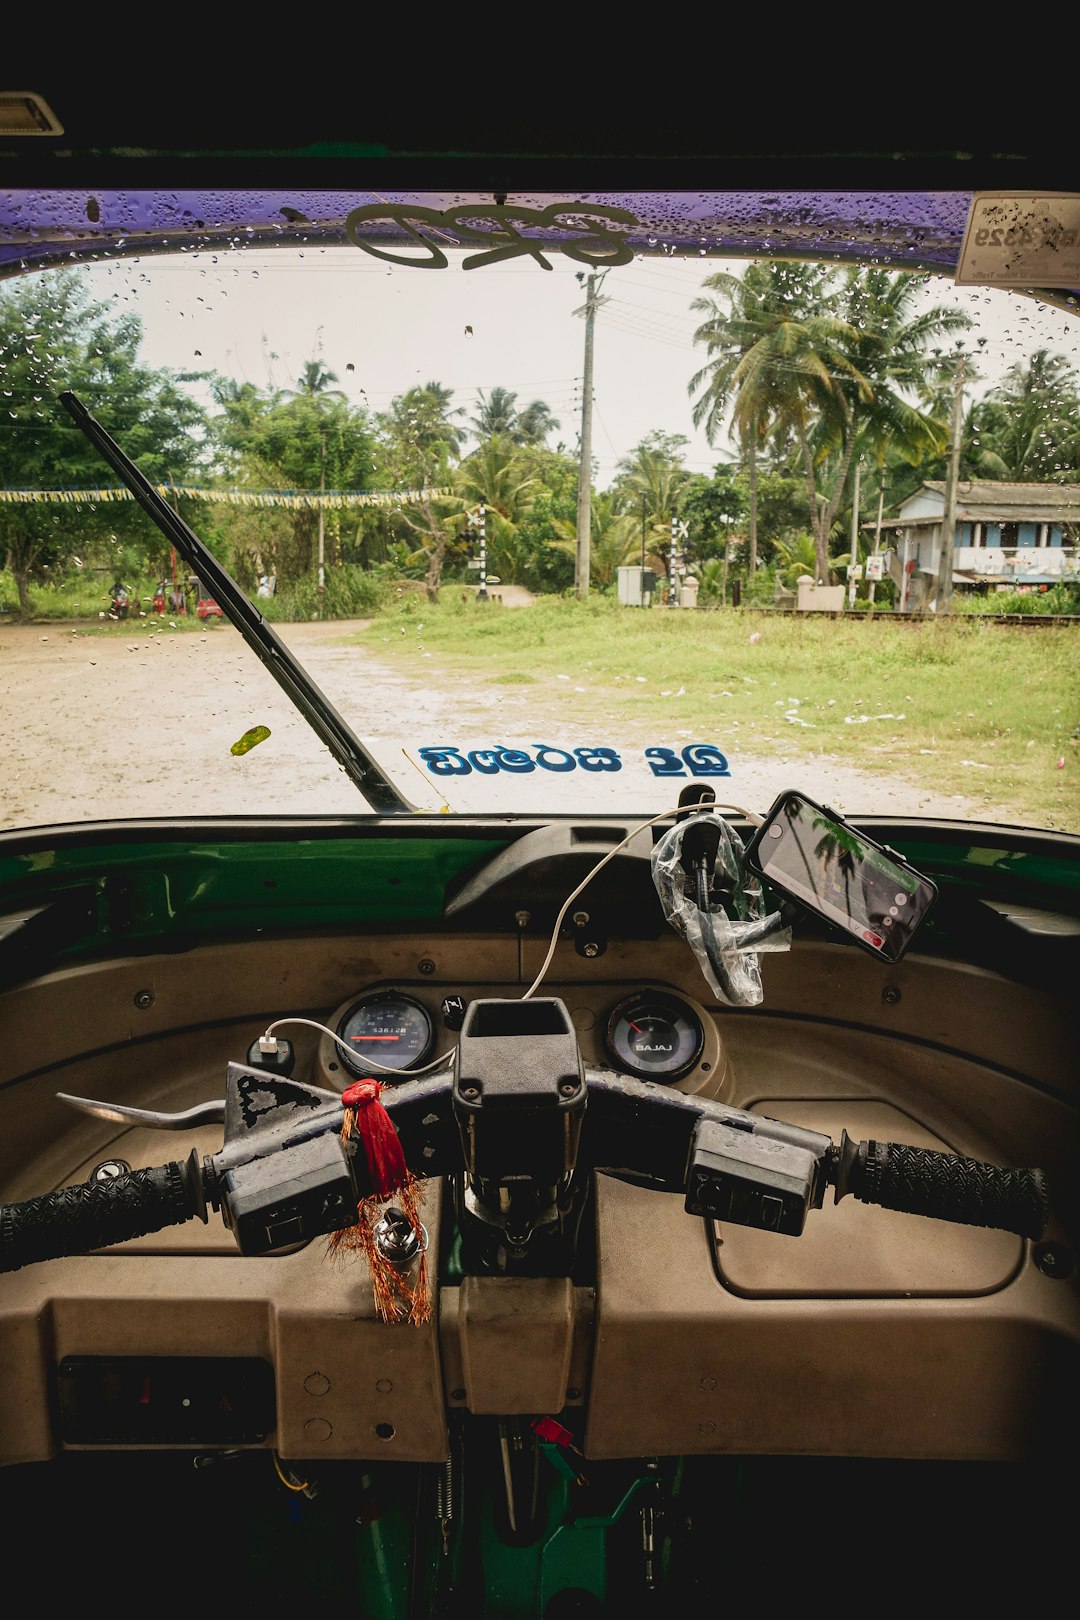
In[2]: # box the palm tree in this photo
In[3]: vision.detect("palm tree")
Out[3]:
[690,261,858,579]
[469,386,559,448]
[772,532,849,588]
[516,399,560,447]
[454,436,540,582]
[691,262,973,583]
[291,358,346,401]
[470,386,520,439]
[965,349,1080,481]
[612,435,692,592]
[378,382,465,481]
[831,267,971,556]
[549,493,638,589]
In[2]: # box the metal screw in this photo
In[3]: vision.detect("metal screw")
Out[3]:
[559,1081,578,1098]
[1034,1242,1074,1280]
[418,958,436,975]
[133,988,154,1009]
[460,1085,480,1101]
[582,942,599,958]
[572,911,590,927]
[88,1159,130,1184]
[515,910,531,929]
[881,985,901,1005]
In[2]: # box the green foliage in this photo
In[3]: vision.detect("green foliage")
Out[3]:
[963,350,1080,482]
[549,492,639,589]
[468,386,560,448]
[209,372,379,589]
[688,262,972,580]
[956,581,1080,616]
[256,564,389,622]
[0,270,212,618]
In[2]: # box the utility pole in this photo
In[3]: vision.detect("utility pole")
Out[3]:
[847,460,861,610]
[867,480,886,607]
[574,269,609,600]
[936,353,966,615]
[317,426,326,618]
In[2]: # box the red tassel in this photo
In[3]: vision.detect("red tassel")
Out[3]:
[327,1078,431,1327]
[340,1079,409,1196]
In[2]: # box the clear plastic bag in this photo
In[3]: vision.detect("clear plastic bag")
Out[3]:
[651,812,791,1007]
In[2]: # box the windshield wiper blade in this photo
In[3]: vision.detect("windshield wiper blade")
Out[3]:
[60,390,417,815]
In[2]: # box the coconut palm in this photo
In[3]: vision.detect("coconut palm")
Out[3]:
[516,399,560,447]
[470,386,521,439]
[549,493,639,589]
[469,386,559,448]
[290,358,346,401]
[691,262,969,582]
[830,267,971,544]
[689,261,860,578]
[454,436,541,582]
[965,349,1080,481]
[611,434,692,590]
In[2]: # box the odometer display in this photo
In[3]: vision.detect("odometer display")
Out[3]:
[336,991,436,1079]
[605,993,705,1083]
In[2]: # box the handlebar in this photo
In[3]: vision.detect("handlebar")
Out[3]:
[0,1020,1052,1276]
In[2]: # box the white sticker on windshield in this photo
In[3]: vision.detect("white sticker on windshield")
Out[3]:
[955,192,1080,289]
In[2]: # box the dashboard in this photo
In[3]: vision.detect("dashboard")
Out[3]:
[313,981,728,1096]
[0,903,1077,1470]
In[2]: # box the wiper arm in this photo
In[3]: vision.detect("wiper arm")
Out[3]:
[60,390,417,816]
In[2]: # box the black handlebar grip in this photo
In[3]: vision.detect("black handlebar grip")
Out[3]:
[844,1139,1050,1240]
[0,1158,205,1274]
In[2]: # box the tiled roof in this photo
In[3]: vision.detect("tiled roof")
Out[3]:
[919,480,1080,520]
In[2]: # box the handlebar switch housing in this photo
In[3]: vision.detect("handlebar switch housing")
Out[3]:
[220,1133,356,1255]
[685,1118,821,1236]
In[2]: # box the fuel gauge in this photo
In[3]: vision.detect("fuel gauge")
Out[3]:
[605,993,705,1083]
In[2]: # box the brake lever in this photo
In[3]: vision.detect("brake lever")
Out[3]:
[56,1093,227,1130]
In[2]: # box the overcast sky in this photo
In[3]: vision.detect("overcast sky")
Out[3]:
[81,248,1079,490]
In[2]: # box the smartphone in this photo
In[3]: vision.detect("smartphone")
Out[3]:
[743,790,938,962]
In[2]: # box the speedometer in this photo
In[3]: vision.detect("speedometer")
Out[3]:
[336,990,436,1080]
[605,992,705,1083]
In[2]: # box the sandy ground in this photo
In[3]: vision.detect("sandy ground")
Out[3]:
[0,615,1021,829]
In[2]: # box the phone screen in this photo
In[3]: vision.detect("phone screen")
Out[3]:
[745,792,938,961]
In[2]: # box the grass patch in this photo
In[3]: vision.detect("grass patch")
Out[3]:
[354,595,1080,829]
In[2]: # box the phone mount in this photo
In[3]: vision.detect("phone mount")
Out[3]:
[651,810,790,1006]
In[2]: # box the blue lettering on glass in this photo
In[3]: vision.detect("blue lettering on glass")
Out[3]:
[466,748,502,775]
[533,745,576,772]
[644,747,686,778]
[492,747,535,774]
[573,747,621,772]
[416,744,728,778]
[645,745,732,778]
[418,747,471,776]
[680,744,731,777]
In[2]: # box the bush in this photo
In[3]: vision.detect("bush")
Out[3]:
[259,565,389,622]
[957,581,1080,616]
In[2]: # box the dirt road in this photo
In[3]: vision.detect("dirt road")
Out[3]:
[0,617,1019,828]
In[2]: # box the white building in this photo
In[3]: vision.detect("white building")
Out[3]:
[869,480,1080,611]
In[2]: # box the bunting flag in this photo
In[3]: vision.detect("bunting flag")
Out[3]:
[0,483,450,509]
